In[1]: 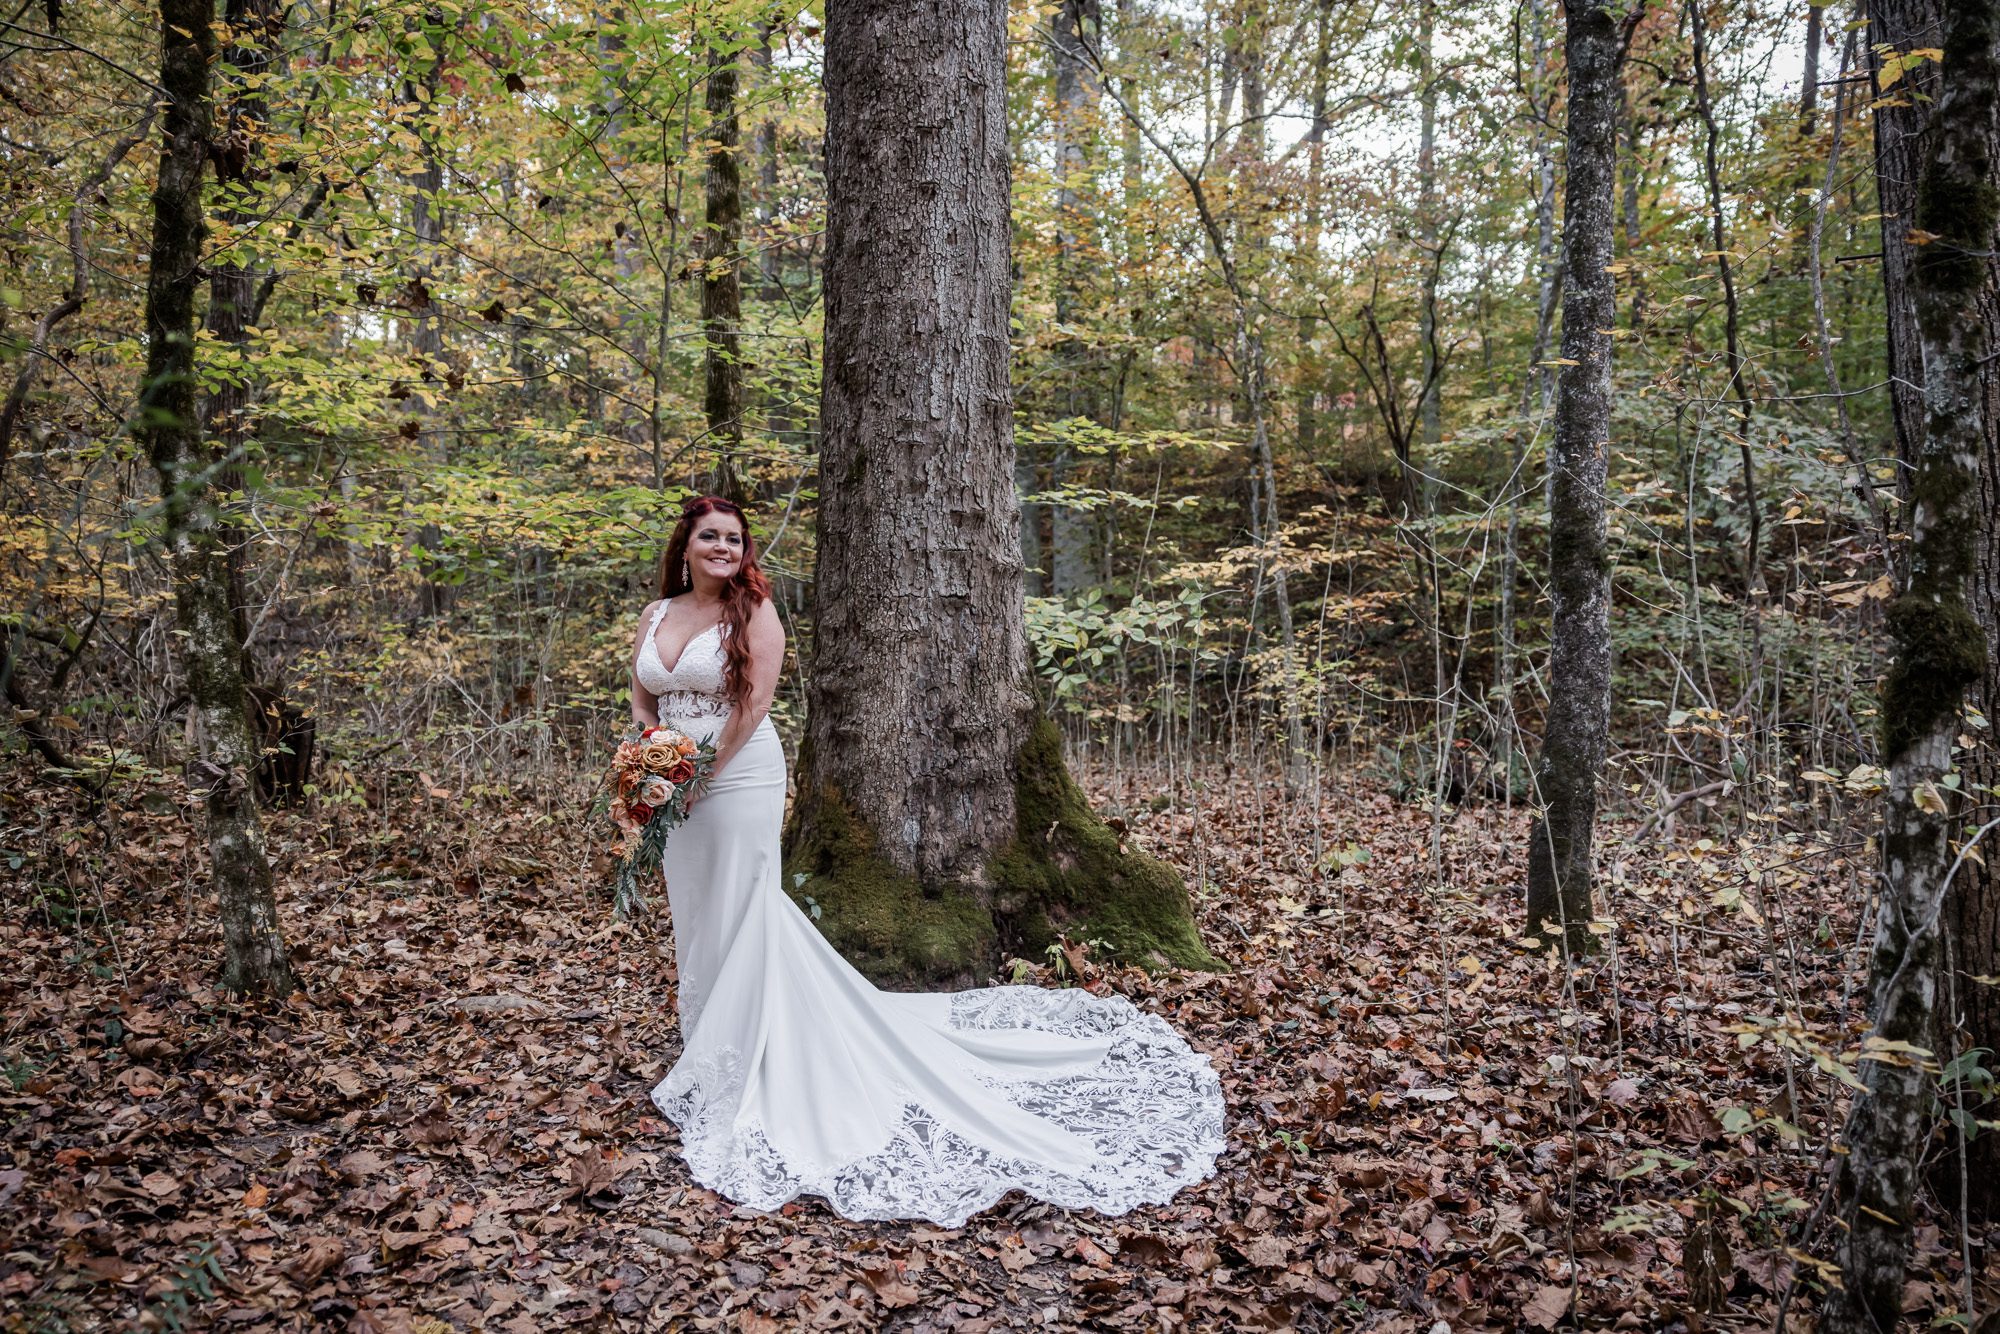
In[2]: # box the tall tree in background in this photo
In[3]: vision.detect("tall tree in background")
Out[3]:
[785,0,1214,986]
[1524,0,1636,955]
[1832,0,1997,1315]
[1047,0,1103,598]
[703,31,747,501]
[141,0,296,996]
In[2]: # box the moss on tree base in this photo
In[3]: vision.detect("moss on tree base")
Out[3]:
[990,715,1222,974]
[783,715,1222,988]
[781,782,999,987]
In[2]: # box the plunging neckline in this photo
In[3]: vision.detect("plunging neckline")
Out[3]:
[651,600,722,678]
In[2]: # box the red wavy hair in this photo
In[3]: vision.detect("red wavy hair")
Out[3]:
[657,496,772,705]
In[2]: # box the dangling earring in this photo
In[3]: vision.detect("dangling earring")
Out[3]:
[681,557,691,587]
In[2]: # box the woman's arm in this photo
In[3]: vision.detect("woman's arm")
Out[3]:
[700,599,786,782]
[630,599,662,731]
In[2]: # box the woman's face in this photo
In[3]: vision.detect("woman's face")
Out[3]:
[687,511,746,585]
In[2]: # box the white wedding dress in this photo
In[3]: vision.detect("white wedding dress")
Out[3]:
[635,598,1226,1226]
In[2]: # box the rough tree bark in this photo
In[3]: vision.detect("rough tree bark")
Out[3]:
[141,0,296,997]
[1500,0,1561,799]
[785,0,1215,987]
[1831,1,1997,1318]
[1525,0,1635,956]
[703,37,746,501]
[207,0,316,802]
[1872,0,2000,1221]
[1870,0,1946,486]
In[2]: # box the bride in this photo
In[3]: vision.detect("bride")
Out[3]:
[633,495,1226,1226]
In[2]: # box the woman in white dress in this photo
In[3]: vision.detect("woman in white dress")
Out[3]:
[633,496,1226,1227]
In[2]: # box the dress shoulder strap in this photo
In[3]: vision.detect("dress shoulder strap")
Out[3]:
[646,597,674,635]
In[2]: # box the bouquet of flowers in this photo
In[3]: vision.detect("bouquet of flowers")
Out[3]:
[606,725,716,910]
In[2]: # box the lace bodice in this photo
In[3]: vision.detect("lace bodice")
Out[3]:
[636,599,730,719]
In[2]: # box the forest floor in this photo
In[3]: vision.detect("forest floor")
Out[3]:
[3,758,1995,1333]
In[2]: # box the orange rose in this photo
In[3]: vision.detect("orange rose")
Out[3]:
[665,759,696,785]
[675,736,698,757]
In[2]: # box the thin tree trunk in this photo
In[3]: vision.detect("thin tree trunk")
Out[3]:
[1415,0,1442,458]
[1801,2,1823,135]
[1502,0,1561,799]
[402,20,452,622]
[703,39,746,501]
[1688,0,1763,597]
[752,21,794,452]
[141,0,295,997]
[1048,0,1102,599]
[1296,0,1331,461]
[1525,0,1635,957]
[0,119,151,480]
[207,0,283,680]
[786,0,1213,986]
[1620,80,1647,328]
[1831,0,1997,1317]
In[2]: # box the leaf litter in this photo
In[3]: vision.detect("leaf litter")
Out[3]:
[3,766,1993,1331]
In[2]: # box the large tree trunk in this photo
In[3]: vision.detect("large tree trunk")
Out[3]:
[1831,2,1997,1320]
[142,0,295,997]
[703,38,746,501]
[1873,0,2000,1224]
[785,0,1215,987]
[1947,6,2000,1222]
[1525,0,1632,956]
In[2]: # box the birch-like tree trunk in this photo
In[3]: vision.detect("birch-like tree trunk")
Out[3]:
[142,0,295,997]
[1831,1,1997,1316]
[786,0,1213,987]
[1525,0,1633,956]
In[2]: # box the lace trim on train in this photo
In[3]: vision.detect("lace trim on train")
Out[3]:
[650,986,1225,1227]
